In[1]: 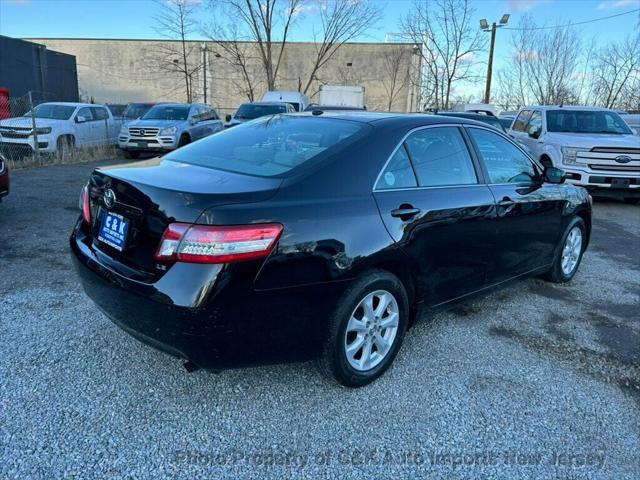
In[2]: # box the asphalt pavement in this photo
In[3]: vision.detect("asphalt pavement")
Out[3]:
[0,160,638,479]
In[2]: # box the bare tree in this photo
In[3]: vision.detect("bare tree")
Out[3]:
[151,0,202,102]
[590,35,640,109]
[301,0,381,95]
[401,0,486,109]
[496,15,582,107]
[210,0,302,91]
[381,46,410,111]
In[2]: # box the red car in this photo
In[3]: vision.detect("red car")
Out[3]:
[0,153,9,201]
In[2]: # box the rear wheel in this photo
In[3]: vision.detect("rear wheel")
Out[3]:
[318,270,409,387]
[124,150,140,159]
[543,217,586,283]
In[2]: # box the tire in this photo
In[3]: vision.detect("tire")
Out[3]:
[623,198,640,205]
[317,270,409,388]
[56,135,74,159]
[124,150,140,159]
[177,134,190,148]
[543,217,586,283]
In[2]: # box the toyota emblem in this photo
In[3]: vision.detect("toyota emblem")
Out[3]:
[614,155,632,164]
[103,189,116,209]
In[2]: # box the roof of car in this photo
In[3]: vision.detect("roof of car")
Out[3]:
[521,105,613,111]
[291,111,492,129]
[40,102,100,108]
[241,101,291,106]
[434,112,499,121]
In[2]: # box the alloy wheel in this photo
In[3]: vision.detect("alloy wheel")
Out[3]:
[344,290,399,371]
[561,226,582,275]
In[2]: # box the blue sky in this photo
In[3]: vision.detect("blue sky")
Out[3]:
[0,0,638,43]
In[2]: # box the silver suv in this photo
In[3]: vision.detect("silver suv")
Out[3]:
[118,103,223,159]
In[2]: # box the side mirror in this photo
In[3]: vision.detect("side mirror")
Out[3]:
[544,166,565,184]
[225,114,232,123]
[528,126,541,139]
[76,115,86,123]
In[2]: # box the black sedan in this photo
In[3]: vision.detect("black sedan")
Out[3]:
[70,113,591,387]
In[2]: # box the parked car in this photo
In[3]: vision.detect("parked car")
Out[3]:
[261,91,311,112]
[0,102,121,158]
[106,103,127,119]
[118,103,223,159]
[508,106,640,203]
[121,102,155,126]
[434,111,506,132]
[498,117,514,130]
[225,102,295,128]
[0,152,9,201]
[305,104,367,112]
[71,113,592,387]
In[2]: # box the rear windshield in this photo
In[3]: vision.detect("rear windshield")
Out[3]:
[124,103,153,119]
[546,110,632,135]
[165,115,364,177]
[25,104,75,120]
[235,104,288,120]
[143,105,189,121]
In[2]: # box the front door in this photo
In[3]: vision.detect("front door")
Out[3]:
[373,125,498,307]
[74,107,95,147]
[466,126,564,281]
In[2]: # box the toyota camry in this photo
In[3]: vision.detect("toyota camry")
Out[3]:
[70,112,591,387]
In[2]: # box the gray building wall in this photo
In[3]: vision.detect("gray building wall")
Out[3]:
[0,36,79,102]
[28,38,420,115]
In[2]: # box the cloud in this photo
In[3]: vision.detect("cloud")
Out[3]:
[505,0,550,12]
[597,0,637,10]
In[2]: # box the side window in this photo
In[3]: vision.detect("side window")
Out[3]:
[404,126,477,187]
[468,128,537,184]
[209,108,219,120]
[375,145,417,190]
[91,107,108,121]
[76,107,94,122]
[189,106,202,121]
[512,110,532,131]
[527,111,542,133]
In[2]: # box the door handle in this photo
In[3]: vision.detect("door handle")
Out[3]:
[391,206,421,220]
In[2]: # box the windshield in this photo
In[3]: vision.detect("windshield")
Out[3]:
[235,104,288,120]
[165,115,364,177]
[546,110,632,135]
[123,104,153,120]
[24,104,76,120]
[142,105,189,121]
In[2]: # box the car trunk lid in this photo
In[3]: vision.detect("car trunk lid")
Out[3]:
[87,158,282,280]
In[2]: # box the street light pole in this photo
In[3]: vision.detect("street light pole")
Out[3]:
[481,14,509,105]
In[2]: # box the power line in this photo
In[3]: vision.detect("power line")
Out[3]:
[502,8,639,30]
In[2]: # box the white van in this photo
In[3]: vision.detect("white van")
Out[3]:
[260,91,311,112]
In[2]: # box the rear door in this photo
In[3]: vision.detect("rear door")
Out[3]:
[373,125,498,307]
[466,126,564,281]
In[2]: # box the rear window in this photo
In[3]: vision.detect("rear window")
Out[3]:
[165,115,364,177]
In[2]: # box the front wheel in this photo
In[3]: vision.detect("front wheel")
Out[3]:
[56,135,74,159]
[177,134,190,148]
[543,217,586,283]
[317,270,409,387]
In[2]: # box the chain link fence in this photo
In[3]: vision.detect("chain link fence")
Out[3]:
[0,91,122,170]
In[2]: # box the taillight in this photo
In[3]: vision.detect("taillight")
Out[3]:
[155,223,283,264]
[79,184,91,224]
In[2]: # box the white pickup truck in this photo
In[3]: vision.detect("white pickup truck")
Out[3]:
[0,102,121,157]
[508,106,640,203]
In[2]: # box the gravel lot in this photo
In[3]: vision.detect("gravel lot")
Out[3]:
[1,160,638,479]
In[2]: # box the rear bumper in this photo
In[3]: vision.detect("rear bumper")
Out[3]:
[70,220,346,369]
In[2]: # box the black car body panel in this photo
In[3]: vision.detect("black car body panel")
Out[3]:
[71,113,592,369]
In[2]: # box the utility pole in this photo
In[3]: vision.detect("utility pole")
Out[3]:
[201,43,208,104]
[480,14,510,104]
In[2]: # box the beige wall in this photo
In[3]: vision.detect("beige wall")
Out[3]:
[29,39,420,115]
